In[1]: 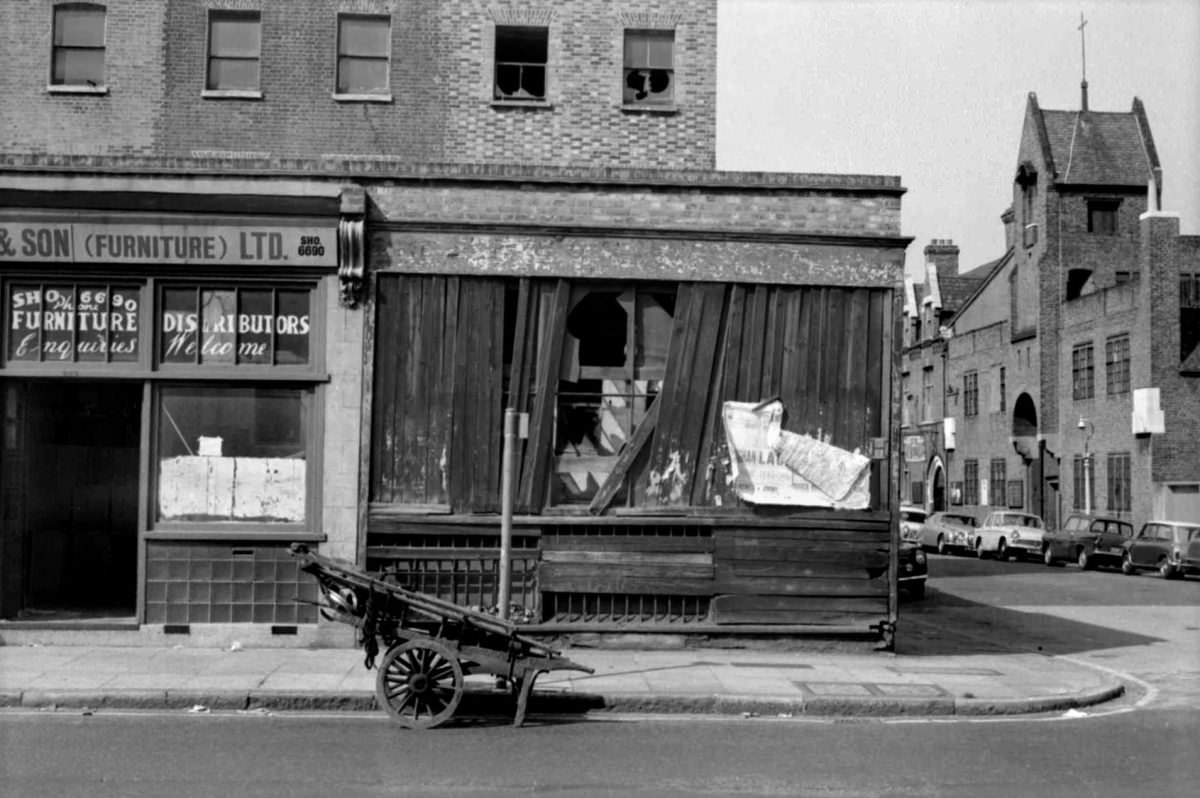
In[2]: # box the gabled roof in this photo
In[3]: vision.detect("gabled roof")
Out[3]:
[946,250,1014,326]
[1032,95,1160,186]
[940,257,1002,316]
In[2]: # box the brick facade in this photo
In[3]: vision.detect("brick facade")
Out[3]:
[2,0,716,169]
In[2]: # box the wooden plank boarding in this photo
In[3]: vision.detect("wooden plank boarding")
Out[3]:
[518,279,570,511]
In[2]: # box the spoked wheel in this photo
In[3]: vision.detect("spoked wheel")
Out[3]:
[375,639,464,729]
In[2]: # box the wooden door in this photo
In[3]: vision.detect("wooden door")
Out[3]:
[0,381,28,618]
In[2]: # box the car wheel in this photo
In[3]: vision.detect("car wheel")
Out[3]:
[1043,546,1056,567]
[997,539,1009,561]
[1122,553,1136,575]
[1077,549,1091,570]
[975,539,987,559]
[1159,559,1177,580]
[937,536,947,555]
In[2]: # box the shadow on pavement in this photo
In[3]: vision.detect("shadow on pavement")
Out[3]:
[896,586,1163,657]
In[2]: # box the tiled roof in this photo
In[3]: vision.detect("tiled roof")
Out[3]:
[1040,109,1153,185]
[938,257,999,312]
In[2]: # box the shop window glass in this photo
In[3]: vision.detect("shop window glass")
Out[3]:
[52,3,106,87]
[156,385,309,524]
[6,282,140,363]
[553,286,675,504]
[157,284,312,367]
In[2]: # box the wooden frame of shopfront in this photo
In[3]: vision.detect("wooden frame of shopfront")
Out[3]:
[360,170,909,643]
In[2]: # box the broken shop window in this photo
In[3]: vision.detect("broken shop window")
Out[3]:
[494,25,548,101]
[623,29,674,105]
[552,287,674,505]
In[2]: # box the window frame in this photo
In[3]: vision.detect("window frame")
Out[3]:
[1105,334,1131,395]
[1105,452,1131,513]
[963,459,979,506]
[493,24,550,105]
[150,381,321,539]
[622,28,676,111]
[1072,342,1095,400]
[962,371,979,417]
[1087,199,1120,235]
[203,9,262,98]
[49,2,107,93]
[990,458,1007,507]
[333,13,392,102]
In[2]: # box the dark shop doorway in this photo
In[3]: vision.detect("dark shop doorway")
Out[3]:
[1,380,141,623]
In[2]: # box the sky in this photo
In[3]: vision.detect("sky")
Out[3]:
[715,0,1200,276]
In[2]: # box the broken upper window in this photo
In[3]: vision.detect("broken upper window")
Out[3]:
[1066,268,1095,300]
[553,286,676,505]
[494,25,548,101]
[206,10,261,92]
[336,14,391,96]
[51,3,106,88]
[623,29,674,107]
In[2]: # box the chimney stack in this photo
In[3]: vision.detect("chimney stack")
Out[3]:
[1001,206,1015,250]
[924,238,960,280]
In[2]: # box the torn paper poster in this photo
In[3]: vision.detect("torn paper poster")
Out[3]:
[721,399,871,509]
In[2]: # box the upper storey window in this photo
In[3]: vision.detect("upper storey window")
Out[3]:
[494,25,548,102]
[336,14,391,98]
[623,29,674,108]
[206,11,261,93]
[1016,163,1038,248]
[51,3,106,89]
[1087,199,1120,235]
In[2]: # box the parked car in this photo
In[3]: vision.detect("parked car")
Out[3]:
[972,510,1046,560]
[1042,513,1135,569]
[900,505,929,547]
[1121,520,1200,579]
[921,510,983,555]
[898,541,928,598]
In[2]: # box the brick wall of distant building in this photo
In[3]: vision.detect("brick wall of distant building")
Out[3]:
[158,0,717,168]
[1146,219,1200,484]
[1059,283,1144,520]
[0,1,167,155]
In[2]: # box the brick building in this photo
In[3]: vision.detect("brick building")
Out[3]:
[907,91,1200,533]
[1,1,912,644]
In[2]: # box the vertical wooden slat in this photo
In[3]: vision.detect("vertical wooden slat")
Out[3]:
[368,276,395,501]
[692,284,736,505]
[648,283,725,506]
[518,279,570,511]
[865,288,886,510]
[841,289,871,450]
[441,277,461,507]
[401,276,426,501]
[421,277,447,504]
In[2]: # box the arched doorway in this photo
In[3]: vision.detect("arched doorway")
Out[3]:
[1009,392,1049,523]
[926,456,946,512]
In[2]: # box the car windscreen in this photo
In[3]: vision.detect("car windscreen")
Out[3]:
[901,511,925,522]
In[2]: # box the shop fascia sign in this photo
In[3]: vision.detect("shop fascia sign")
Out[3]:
[0,213,337,268]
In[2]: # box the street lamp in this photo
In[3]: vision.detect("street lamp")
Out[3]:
[1077,416,1094,514]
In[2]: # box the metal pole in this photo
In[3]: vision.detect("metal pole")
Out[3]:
[1083,444,1092,515]
[498,407,517,621]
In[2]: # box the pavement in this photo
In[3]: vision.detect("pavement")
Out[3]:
[0,636,1126,721]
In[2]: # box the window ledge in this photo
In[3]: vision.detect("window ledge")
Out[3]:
[145,529,326,542]
[332,92,393,103]
[47,84,108,95]
[202,89,263,100]
[491,99,553,110]
[620,103,678,115]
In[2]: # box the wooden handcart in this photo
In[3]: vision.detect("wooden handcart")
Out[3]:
[290,543,593,729]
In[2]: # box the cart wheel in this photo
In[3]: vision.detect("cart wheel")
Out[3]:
[375,639,464,729]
